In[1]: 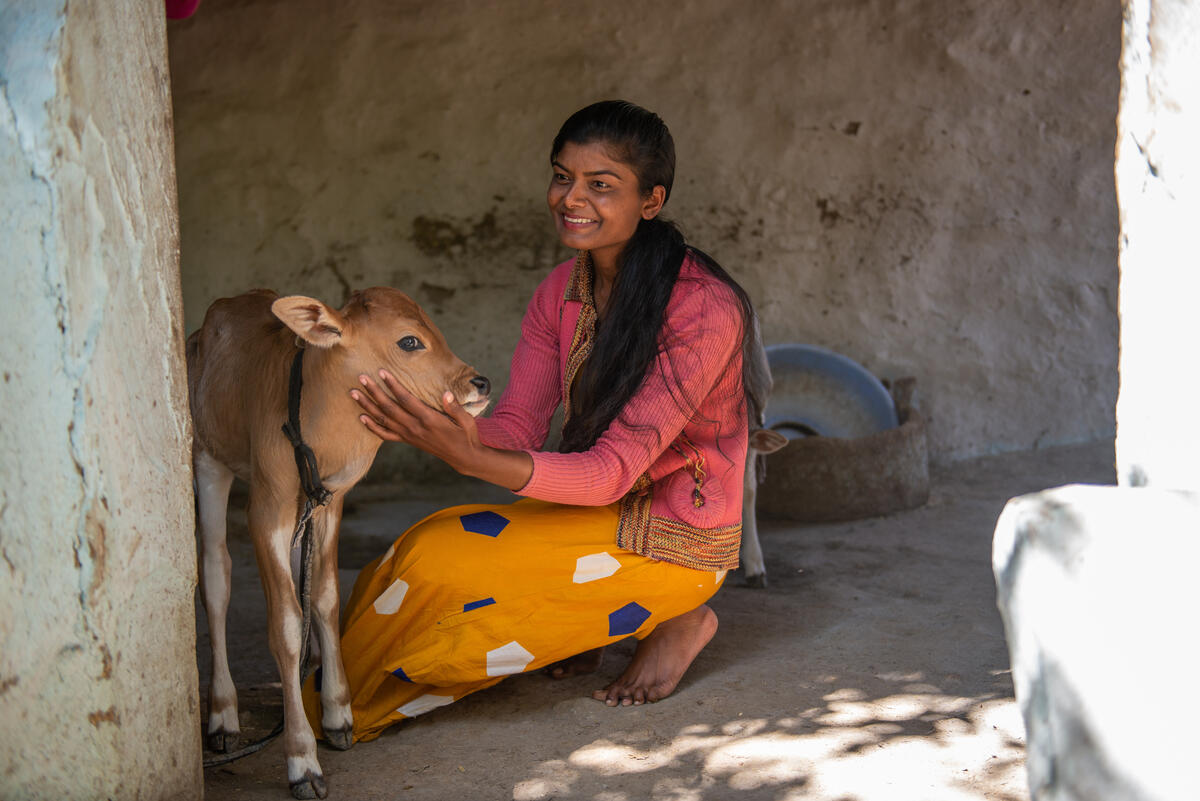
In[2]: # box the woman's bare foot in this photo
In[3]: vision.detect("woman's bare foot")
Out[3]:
[592,605,718,706]
[545,646,605,679]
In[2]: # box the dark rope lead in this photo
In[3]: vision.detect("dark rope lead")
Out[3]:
[282,349,333,510]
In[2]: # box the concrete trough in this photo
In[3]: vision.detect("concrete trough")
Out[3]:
[757,347,930,522]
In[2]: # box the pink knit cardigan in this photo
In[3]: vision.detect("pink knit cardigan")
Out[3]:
[476,251,748,571]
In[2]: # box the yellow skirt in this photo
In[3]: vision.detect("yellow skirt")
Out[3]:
[303,497,727,742]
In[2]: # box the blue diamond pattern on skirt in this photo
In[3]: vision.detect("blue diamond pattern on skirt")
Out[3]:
[463,597,496,612]
[608,602,651,637]
[392,666,412,682]
[459,511,510,537]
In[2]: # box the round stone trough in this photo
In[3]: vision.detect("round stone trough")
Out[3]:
[757,345,930,523]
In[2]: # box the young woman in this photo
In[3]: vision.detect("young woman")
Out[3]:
[307,100,759,743]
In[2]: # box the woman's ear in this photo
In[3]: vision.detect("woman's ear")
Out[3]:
[641,185,667,220]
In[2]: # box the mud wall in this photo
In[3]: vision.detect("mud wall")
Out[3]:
[167,0,1121,475]
[0,2,201,798]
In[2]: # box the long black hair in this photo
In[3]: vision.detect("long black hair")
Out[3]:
[554,100,759,453]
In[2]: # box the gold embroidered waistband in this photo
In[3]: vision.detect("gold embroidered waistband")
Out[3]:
[616,483,741,572]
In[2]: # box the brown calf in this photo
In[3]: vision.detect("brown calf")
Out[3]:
[188,288,489,799]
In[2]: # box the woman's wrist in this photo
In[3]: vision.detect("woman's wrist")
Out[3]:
[452,444,534,492]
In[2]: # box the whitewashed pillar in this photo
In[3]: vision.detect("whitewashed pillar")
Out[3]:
[0,1,201,798]
[1114,0,1200,490]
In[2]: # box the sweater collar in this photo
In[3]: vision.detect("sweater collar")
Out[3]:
[564,250,594,305]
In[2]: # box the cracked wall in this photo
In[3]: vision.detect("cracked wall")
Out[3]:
[0,2,201,798]
[168,0,1121,476]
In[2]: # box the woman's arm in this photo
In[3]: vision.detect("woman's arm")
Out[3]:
[474,274,565,452]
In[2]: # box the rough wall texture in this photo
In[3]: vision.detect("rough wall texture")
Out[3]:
[0,2,201,798]
[1114,0,1200,489]
[167,0,1121,476]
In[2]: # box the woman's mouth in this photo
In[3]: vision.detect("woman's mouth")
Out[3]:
[562,213,597,229]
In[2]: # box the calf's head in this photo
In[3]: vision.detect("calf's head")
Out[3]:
[270,287,490,416]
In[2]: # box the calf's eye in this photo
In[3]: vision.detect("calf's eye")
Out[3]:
[397,336,424,352]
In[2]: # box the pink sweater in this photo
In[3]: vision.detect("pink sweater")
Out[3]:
[476,251,748,570]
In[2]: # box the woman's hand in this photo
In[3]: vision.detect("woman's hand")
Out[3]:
[352,369,479,454]
[352,370,533,492]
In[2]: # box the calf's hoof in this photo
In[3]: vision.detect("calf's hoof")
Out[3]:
[325,726,354,751]
[742,573,767,589]
[290,771,328,800]
[207,730,239,753]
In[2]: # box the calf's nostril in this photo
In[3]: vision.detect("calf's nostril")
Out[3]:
[470,375,491,396]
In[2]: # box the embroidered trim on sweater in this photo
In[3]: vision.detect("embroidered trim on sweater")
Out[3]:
[561,251,594,429]
[563,249,743,572]
[616,488,743,571]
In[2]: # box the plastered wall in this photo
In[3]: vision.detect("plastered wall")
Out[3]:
[0,2,201,797]
[168,0,1121,477]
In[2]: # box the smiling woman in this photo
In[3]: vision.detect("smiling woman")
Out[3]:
[548,141,666,296]
[305,100,763,749]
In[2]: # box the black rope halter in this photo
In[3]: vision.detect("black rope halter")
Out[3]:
[282,347,333,522]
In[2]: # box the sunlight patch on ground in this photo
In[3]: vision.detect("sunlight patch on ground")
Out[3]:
[513,693,1027,800]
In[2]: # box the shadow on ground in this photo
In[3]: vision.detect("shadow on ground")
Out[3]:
[198,440,1114,800]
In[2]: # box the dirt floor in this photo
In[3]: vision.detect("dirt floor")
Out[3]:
[197,439,1116,801]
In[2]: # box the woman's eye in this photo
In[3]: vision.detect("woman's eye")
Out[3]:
[591,180,609,190]
[553,172,570,183]
[397,336,424,352]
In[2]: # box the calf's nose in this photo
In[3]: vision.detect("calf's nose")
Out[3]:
[470,375,491,397]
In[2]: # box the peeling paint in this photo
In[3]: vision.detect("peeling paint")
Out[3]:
[87,706,120,728]
[0,3,67,156]
[99,644,113,679]
[419,281,456,308]
[411,214,468,257]
[816,197,842,228]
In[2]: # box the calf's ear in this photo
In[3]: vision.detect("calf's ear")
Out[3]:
[749,428,789,455]
[271,296,347,348]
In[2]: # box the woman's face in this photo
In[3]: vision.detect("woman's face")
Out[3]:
[547,140,665,271]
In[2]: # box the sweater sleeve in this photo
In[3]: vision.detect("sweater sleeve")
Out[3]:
[518,278,742,506]
[475,273,563,452]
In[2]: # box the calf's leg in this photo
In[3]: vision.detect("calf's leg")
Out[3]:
[740,454,768,588]
[249,495,327,800]
[309,498,354,749]
[741,431,787,588]
[195,450,240,750]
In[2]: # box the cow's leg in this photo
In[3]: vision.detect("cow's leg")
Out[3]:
[248,496,326,800]
[308,497,354,750]
[740,456,768,588]
[195,449,240,751]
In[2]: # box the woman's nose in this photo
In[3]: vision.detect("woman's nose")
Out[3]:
[564,182,586,208]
